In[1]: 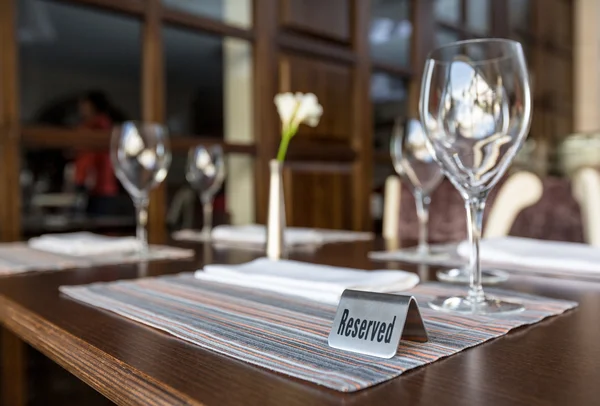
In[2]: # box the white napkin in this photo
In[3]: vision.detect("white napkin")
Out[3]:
[369,244,461,266]
[194,257,419,304]
[214,225,321,246]
[175,224,373,247]
[29,232,141,257]
[457,237,600,275]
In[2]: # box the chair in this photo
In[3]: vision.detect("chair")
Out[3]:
[382,176,401,240]
[167,187,195,229]
[509,176,585,243]
[383,171,544,242]
[484,172,543,238]
[571,167,600,246]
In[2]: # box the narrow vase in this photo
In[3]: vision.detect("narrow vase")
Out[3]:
[266,159,286,260]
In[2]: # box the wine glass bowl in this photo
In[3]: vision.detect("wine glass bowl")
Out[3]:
[186,146,225,200]
[392,118,444,196]
[111,122,171,198]
[111,121,171,254]
[422,41,531,200]
[420,39,531,315]
[390,118,444,256]
[186,145,226,239]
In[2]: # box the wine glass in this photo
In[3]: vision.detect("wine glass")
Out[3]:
[390,118,444,257]
[420,39,532,314]
[186,145,226,240]
[111,122,171,255]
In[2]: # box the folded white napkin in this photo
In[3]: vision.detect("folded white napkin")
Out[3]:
[194,257,419,304]
[457,237,600,275]
[369,244,461,266]
[29,232,141,257]
[215,225,320,246]
[175,224,373,247]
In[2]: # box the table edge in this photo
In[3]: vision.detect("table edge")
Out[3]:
[0,295,204,406]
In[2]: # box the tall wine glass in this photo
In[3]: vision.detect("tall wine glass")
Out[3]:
[420,39,532,314]
[390,118,444,256]
[186,145,226,239]
[111,122,171,255]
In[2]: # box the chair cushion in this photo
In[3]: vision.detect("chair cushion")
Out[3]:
[395,176,584,243]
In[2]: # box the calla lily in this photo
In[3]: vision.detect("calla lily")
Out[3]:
[274,92,323,161]
[274,93,297,128]
[290,92,322,128]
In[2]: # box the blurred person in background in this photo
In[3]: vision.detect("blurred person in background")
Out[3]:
[74,90,125,216]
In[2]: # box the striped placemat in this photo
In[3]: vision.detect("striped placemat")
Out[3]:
[60,275,576,392]
[0,243,194,276]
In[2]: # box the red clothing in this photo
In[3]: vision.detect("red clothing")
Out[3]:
[74,114,118,197]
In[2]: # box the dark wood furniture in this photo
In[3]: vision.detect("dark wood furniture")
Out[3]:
[1,240,599,405]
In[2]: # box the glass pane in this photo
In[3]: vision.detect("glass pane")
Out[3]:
[435,29,461,47]
[509,0,531,32]
[18,0,141,231]
[371,72,408,152]
[164,26,224,136]
[371,72,406,230]
[370,0,411,67]
[434,0,461,25]
[162,0,252,29]
[164,26,253,137]
[164,25,255,224]
[466,0,490,34]
[18,0,141,125]
[165,151,227,230]
[166,152,255,229]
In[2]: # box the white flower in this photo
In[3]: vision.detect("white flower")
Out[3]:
[274,92,323,131]
[274,93,297,128]
[291,92,322,128]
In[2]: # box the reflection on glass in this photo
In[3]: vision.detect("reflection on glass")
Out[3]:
[435,29,461,48]
[18,0,141,125]
[111,122,171,254]
[420,39,532,315]
[370,0,411,66]
[163,26,224,136]
[372,72,408,150]
[372,72,409,207]
[434,0,461,25]
[466,0,490,34]
[391,118,444,255]
[162,0,251,29]
[186,146,226,239]
[509,0,531,32]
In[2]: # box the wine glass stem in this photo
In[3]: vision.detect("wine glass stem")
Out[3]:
[466,197,486,303]
[415,192,430,254]
[134,198,149,254]
[201,198,213,238]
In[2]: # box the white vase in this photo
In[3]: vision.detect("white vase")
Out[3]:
[266,159,286,260]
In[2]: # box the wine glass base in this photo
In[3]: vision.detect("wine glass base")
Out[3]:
[428,295,524,315]
[436,268,509,284]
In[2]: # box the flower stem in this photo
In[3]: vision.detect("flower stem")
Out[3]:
[276,126,296,162]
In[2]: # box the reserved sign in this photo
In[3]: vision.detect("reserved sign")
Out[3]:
[335,309,397,344]
[328,290,428,359]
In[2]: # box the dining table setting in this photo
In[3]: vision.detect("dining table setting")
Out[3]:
[2,38,600,406]
[1,237,599,406]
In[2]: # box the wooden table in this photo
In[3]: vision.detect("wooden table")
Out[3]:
[1,240,599,405]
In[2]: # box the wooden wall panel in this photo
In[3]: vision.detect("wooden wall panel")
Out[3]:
[279,54,353,142]
[350,0,373,231]
[254,0,279,224]
[283,165,353,229]
[280,0,351,42]
[143,0,167,244]
[0,0,21,242]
